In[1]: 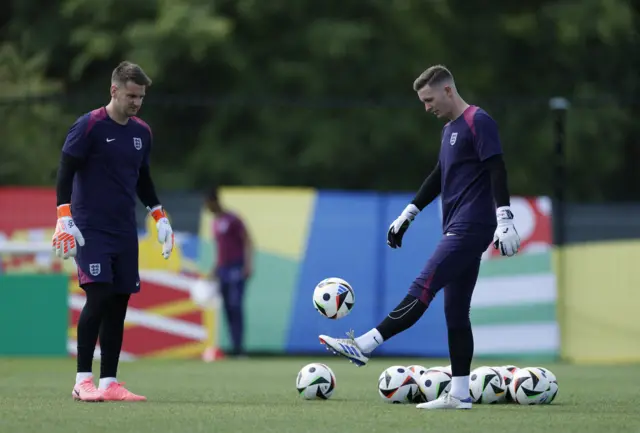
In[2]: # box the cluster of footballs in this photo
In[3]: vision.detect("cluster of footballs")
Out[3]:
[378,364,557,405]
[306,278,557,405]
[296,363,558,405]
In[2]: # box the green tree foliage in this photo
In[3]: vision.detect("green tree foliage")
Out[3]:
[0,44,74,184]
[1,0,638,201]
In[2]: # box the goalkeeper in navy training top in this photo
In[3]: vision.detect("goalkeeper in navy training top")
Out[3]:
[319,65,521,410]
[52,61,174,402]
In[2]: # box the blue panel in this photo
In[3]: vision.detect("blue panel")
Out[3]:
[286,191,380,353]
[377,195,449,357]
[285,191,449,357]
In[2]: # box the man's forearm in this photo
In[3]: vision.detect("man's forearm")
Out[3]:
[484,154,510,208]
[411,162,442,211]
[137,165,161,209]
[56,153,83,206]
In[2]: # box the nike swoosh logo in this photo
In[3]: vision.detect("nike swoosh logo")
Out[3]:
[106,138,115,142]
[502,229,508,233]
[373,337,380,344]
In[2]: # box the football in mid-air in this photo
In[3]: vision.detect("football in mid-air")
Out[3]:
[313,277,355,319]
[296,363,336,400]
[378,366,422,404]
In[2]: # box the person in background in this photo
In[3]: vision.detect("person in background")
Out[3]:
[205,186,253,358]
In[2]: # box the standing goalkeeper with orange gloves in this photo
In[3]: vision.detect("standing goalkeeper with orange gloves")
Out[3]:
[52,61,174,402]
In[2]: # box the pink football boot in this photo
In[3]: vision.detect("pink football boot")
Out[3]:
[101,382,147,402]
[72,377,104,402]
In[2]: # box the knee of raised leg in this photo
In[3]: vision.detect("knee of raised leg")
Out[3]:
[408,282,436,307]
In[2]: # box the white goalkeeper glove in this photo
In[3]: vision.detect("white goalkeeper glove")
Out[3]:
[148,205,174,259]
[493,206,521,257]
[387,204,420,249]
[52,204,85,259]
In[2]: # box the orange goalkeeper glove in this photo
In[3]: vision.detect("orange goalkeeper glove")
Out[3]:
[52,204,85,259]
[148,205,174,259]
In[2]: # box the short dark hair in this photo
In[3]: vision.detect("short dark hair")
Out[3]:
[111,61,152,87]
[413,65,453,92]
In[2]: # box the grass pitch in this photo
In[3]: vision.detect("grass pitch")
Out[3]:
[1,356,639,433]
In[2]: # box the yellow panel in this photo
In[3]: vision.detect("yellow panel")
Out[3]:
[559,240,640,363]
[146,299,199,317]
[199,187,316,261]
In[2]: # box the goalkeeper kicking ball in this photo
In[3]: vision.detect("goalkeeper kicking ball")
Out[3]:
[296,363,336,400]
[313,277,355,319]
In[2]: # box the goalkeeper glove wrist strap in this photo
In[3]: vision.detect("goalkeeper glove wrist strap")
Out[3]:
[402,204,420,220]
[496,206,513,220]
[57,204,72,218]
[148,205,166,222]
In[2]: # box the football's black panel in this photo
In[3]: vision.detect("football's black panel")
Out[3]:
[346,286,355,301]
[402,375,417,386]
[530,371,540,388]
[491,368,503,386]
[514,376,529,392]
[336,290,348,310]
[316,387,328,399]
[327,374,335,394]
[506,389,514,402]
[547,388,557,403]
[437,381,451,398]
[380,387,399,397]
[483,373,497,390]
[523,387,544,397]
[491,383,504,395]
[407,387,426,403]
[411,389,427,403]
[470,388,478,401]
[309,376,329,386]
[384,371,392,388]
[314,302,327,316]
